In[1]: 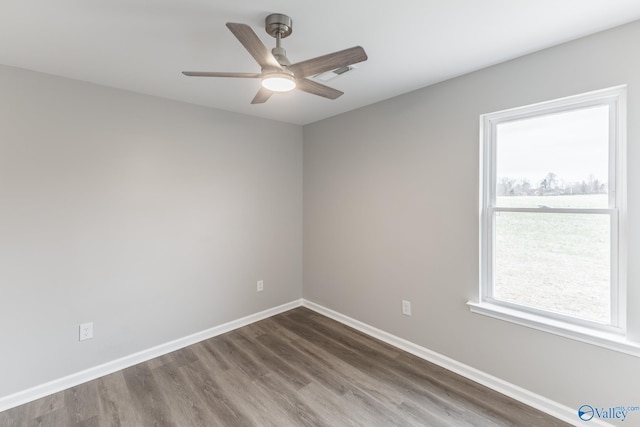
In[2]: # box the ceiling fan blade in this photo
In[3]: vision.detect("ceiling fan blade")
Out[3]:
[182,71,261,78]
[296,79,343,100]
[226,22,281,70]
[251,87,273,104]
[289,46,367,78]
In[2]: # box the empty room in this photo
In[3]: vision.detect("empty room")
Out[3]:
[2,1,640,426]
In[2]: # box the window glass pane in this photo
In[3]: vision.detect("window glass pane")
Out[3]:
[494,211,610,324]
[495,105,609,208]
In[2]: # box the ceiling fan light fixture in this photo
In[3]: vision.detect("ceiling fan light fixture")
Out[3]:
[261,73,296,92]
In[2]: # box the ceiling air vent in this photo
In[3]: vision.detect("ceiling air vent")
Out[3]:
[312,65,357,82]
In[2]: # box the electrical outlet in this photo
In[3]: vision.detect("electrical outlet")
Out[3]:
[402,300,412,316]
[79,322,93,341]
[257,280,264,292]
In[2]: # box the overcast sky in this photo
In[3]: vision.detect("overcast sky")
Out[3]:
[496,105,609,185]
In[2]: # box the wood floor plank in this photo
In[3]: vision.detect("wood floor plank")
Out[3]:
[0,404,25,427]
[255,330,349,397]
[179,359,252,426]
[198,340,231,372]
[31,409,71,427]
[121,364,175,426]
[189,344,283,427]
[64,381,99,425]
[233,327,311,391]
[71,415,100,427]
[96,371,144,427]
[252,372,328,427]
[147,346,199,371]
[29,392,65,421]
[152,361,217,427]
[212,334,269,380]
[1,307,572,426]
[306,311,403,359]
[296,382,362,427]
[339,384,414,426]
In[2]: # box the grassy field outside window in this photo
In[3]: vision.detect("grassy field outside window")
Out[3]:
[494,194,610,323]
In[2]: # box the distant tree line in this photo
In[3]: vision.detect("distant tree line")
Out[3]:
[497,172,607,197]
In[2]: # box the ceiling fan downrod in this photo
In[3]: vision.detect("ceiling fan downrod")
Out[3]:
[266,13,293,66]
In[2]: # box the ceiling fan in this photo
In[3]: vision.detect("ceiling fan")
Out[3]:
[182,13,368,104]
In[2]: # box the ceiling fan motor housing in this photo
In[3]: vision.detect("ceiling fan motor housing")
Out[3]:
[265,14,293,39]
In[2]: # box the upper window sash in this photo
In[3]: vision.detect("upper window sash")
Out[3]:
[483,93,623,211]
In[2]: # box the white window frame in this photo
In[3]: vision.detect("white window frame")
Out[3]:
[468,86,639,356]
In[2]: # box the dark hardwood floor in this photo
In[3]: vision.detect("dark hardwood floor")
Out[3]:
[0,307,571,426]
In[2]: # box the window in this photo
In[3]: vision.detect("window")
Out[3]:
[470,86,634,352]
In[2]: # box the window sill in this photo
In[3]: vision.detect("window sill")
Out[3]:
[467,301,640,357]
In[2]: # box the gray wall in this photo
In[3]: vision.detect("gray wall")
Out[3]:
[0,65,303,397]
[304,21,640,409]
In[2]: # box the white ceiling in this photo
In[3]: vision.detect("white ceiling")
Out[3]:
[2,1,640,125]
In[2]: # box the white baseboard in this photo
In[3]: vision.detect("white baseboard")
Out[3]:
[0,299,303,413]
[302,299,613,427]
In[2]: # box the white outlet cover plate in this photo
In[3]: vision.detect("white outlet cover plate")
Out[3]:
[402,300,412,316]
[79,322,93,341]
